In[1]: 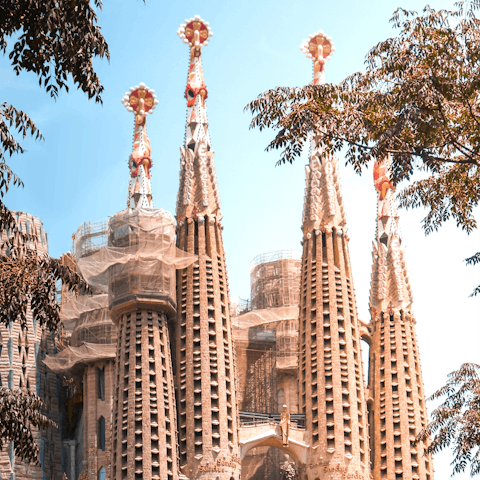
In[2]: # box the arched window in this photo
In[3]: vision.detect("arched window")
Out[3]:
[98,467,106,480]
[97,367,105,400]
[98,416,106,451]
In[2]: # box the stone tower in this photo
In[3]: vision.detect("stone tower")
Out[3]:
[109,84,182,480]
[298,31,370,479]
[368,159,434,480]
[175,16,241,480]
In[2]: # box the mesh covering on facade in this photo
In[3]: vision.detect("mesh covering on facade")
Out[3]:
[72,220,108,258]
[60,294,115,345]
[233,307,300,480]
[61,220,114,348]
[43,343,116,373]
[233,306,300,413]
[233,251,302,480]
[53,209,196,370]
[75,209,195,307]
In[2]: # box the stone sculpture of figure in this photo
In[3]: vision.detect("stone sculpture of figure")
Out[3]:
[280,404,290,446]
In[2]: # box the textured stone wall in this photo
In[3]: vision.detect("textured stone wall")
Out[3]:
[299,229,370,480]
[82,360,115,480]
[369,311,434,479]
[175,217,241,480]
[111,310,179,480]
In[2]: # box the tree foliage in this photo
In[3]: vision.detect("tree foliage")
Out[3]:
[0,0,108,103]
[0,387,56,464]
[416,363,480,476]
[0,249,86,333]
[0,0,107,463]
[246,1,479,294]
[0,107,88,336]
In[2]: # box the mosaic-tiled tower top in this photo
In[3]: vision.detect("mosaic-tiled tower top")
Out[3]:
[176,16,221,221]
[368,159,434,480]
[121,83,159,209]
[298,31,371,479]
[175,16,241,480]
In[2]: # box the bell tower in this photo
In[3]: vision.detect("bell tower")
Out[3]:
[298,31,371,480]
[368,159,434,479]
[110,84,182,480]
[174,16,241,480]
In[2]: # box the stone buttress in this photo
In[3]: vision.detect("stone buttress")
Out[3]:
[367,159,434,480]
[110,86,182,480]
[175,16,241,480]
[298,32,371,480]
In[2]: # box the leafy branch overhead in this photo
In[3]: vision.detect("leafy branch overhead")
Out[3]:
[0,248,88,334]
[0,0,109,188]
[0,0,109,103]
[0,0,103,335]
[0,0,107,465]
[246,2,479,294]
[0,103,43,164]
[416,363,480,477]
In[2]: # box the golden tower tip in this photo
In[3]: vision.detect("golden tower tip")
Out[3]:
[300,30,335,61]
[121,83,159,124]
[177,15,213,48]
[300,30,335,85]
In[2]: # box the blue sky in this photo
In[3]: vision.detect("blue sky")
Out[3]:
[2,0,479,476]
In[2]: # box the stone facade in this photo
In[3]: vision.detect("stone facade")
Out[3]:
[107,193,180,478]
[111,309,178,480]
[82,361,115,480]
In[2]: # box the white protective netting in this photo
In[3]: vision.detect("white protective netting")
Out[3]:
[60,293,116,345]
[47,208,197,372]
[75,208,196,307]
[232,306,299,370]
[43,343,117,373]
[60,293,108,332]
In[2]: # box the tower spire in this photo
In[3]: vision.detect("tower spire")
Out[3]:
[121,83,158,209]
[368,159,434,479]
[300,33,346,236]
[298,32,371,479]
[370,158,413,313]
[176,16,221,221]
[175,17,240,480]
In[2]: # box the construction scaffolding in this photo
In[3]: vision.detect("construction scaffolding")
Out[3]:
[56,209,197,362]
[234,250,302,480]
[250,250,301,310]
[72,220,108,258]
[60,219,115,348]
[232,306,299,415]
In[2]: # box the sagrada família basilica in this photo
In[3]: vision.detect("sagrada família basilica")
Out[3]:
[0,15,434,480]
